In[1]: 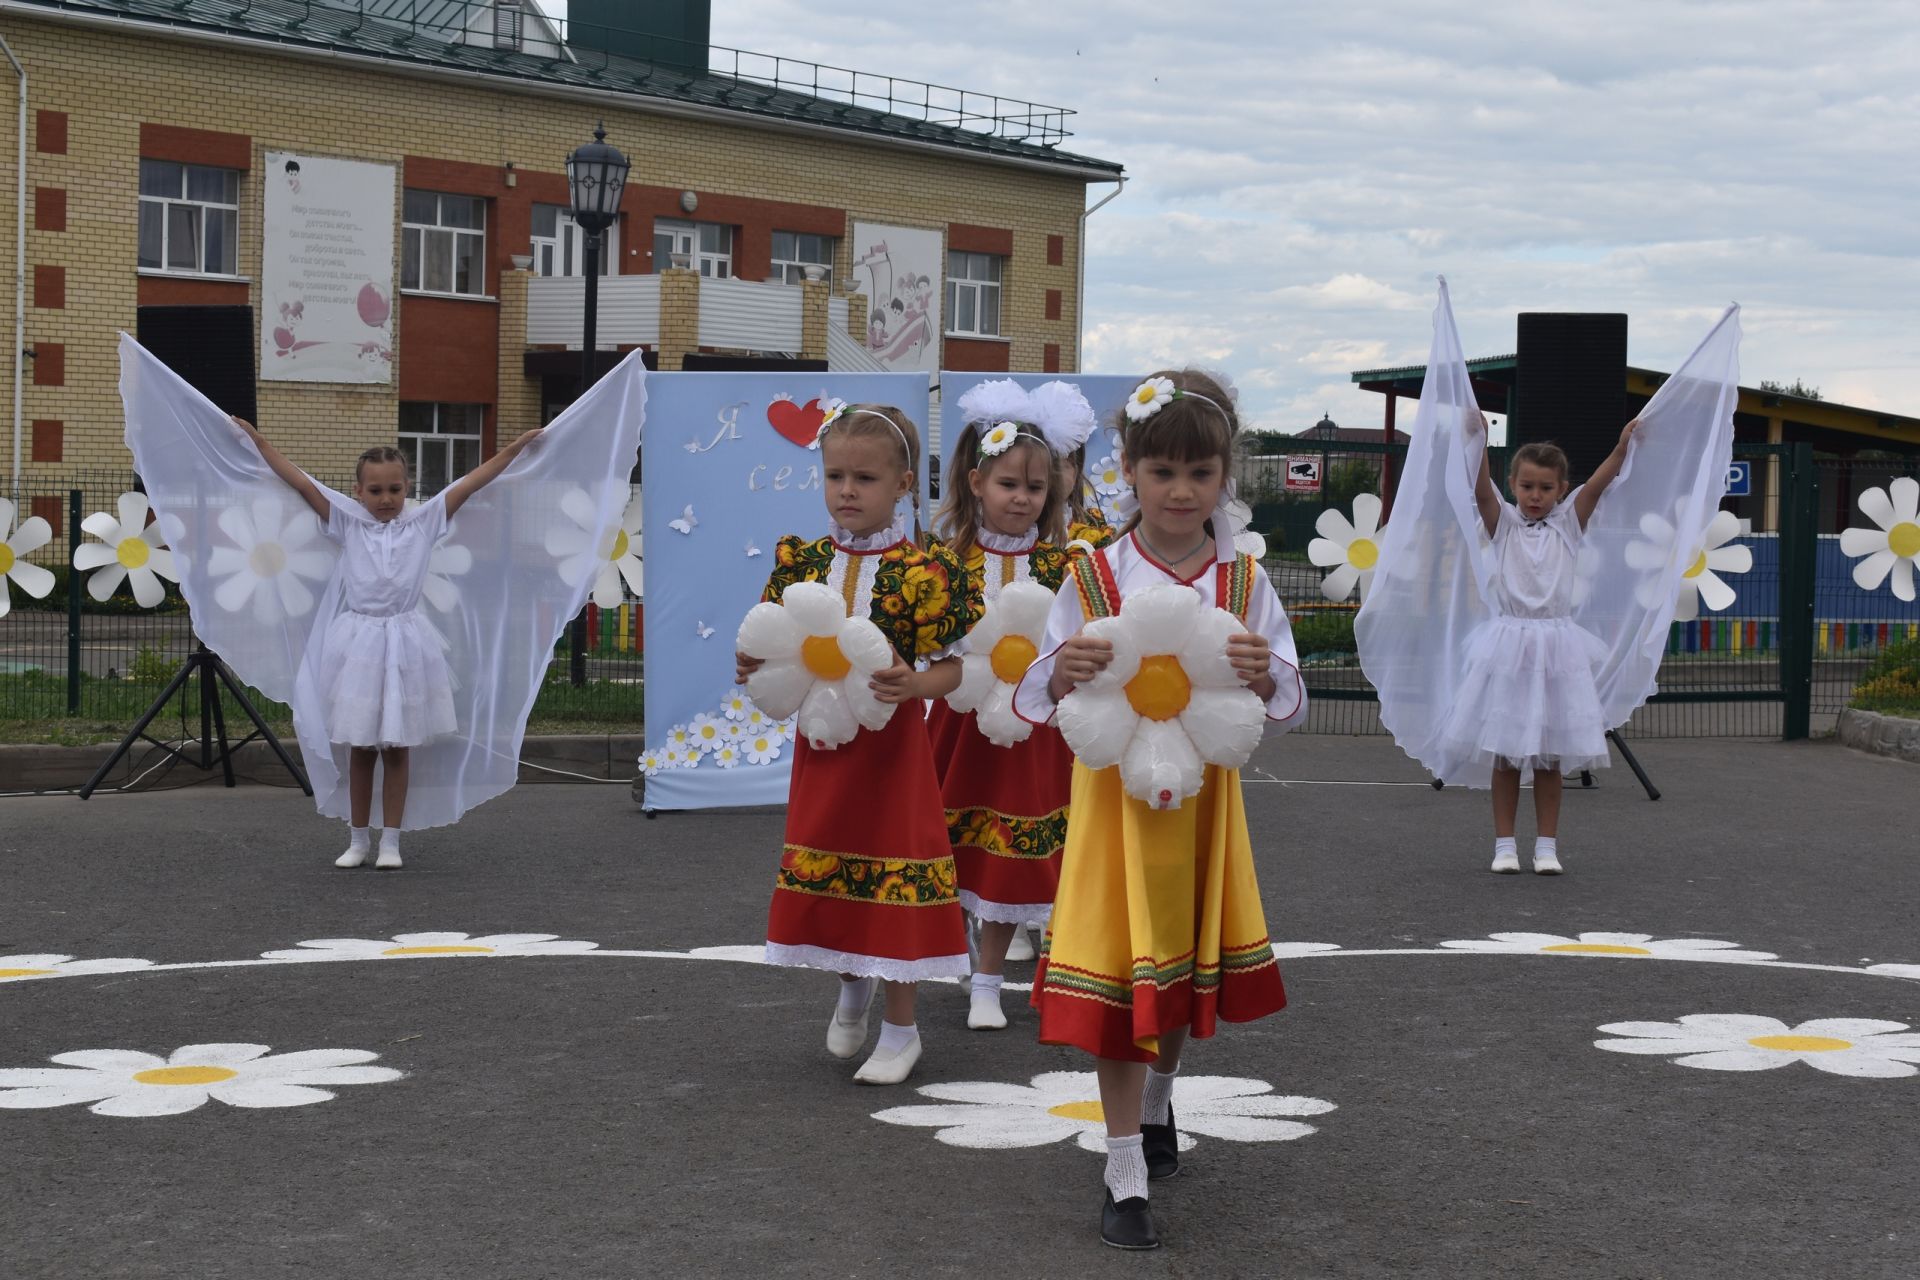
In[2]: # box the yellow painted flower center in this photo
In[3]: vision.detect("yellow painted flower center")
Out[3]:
[1048,1100,1106,1123]
[611,529,631,562]
[990,634,1039,685]
[0,967,54,979]
[0,544,13,576]
[380,945,494,956]
[1347,537,1379,571]
[133,1065,238,1086]
[1748,1034,1852,1053]
[248,540,287,577]
[801,633,853,681]
[116,537,151,570]
[1888,521,1920,560]
[1125,654,1192,721]
[1542,943,1653,955]
[1683,550,1708,580]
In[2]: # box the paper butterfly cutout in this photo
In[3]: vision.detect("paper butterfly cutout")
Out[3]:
[669,505,697,535]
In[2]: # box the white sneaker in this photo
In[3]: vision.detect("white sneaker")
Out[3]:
[334,846,370,869]
[1490,848,1521,874]
[374,846,403,870]
[826,984,874,1059]
[1005,927,1037,962]
[968,987,1008,1030]
[1532,847,1564,875]
[853,1033,922,1085]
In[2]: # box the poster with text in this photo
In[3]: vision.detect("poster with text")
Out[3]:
[640,372,935,811]
[850,222,943,374]
[261,152,395,383]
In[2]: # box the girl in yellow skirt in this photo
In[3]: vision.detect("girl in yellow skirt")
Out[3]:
[1013,369,1306,1250]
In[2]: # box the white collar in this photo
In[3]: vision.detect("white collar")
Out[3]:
[830,515,908,552]
[975,522,1039,555]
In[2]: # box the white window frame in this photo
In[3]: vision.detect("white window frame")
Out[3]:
[653,218,733,278]
[138,160,241,277]
[771,230,835,287]
[531,204,618,278]
[398,403,485,498]
[944,250,1004,338]
[402,191,488,298]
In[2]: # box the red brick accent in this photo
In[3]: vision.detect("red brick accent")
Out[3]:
[138,275,249,306]
[31,420,63,463]
[36,110,67,155]
[398,293,499,406]
[33,343,64,386]
[140,123,251,170]
[944,336,1011,373]
[31,496,61,536]
[1043,343,1061,373]
[1044,289,1061,321]
[34,187,65,232]
[948,222,1014,257]
[34,266,65,310]
[1046,234,1064,267]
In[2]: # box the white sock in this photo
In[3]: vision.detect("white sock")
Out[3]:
[347,827,370,851]
[836,976,875,1017]
[1494,836,1517,857]
[1142,1064,1178,1126]
[970,972,1004,996]
[875,1020,917,1055]
[378,829,400,854]
[1104,1134,1148,1202]
[1535,837,1558,859]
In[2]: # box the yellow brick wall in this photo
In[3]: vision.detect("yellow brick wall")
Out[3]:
[0,12,1095,485]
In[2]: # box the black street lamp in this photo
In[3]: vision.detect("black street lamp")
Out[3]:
[564,121,630,686]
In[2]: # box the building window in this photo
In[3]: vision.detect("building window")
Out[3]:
[398,402,484,497]
[530,204,618,277]
[945,251,1003,337]
[138,160,239,276]
[771,231,835,286]
[653,219,733,278]
[402,191,486,296]
[493,0,524,49]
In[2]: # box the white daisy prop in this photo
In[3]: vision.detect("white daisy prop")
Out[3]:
[205,495,333,623]
[545,488,643,607]
[1089,453,1126,499]
[663,724,696,753]
[742,730,783,766]
[872,1071,1334,1153]
[1840,476,1920,602]
[979,421,1021,457]
[720,689,753,721]
[0,1044,402,1116]
[661,744,700,769]
[73,492,178,607]
[946,580,1054,746]
[1054,583,1266,810]
[1124,376,1176,423]
[736,580,897,749]
[1625,506,1752,621]
[1439,931,1778,962]
[638,749,667,777]
[687,712,728,755]
[0,953,154,983]
[1307,493,1385,603]
[1594,1015,1920,1078]
[710,743,742,769]
[0,497,55,616]
[260,932,600,961]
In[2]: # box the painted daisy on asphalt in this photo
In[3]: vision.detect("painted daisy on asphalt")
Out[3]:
[1839,476,1920,601]
[1595,1015,1920,1078]
[545,487,643,607]
[1626,506,1752,621]
[688,712,728,754]
[945,579,1053,746]
[1055,583,1266,810]
[74,492,178,607]
[742,730,783,766]
[0,1044,402,1116]
[0,497,55,617]
[872,1071,1334,1153]
[1307,493,1385,603]
[736,580,896,749]
[260,932,601,961]
[1439,932,1778,962]
[0,953,154,983]
[205,495,334,623]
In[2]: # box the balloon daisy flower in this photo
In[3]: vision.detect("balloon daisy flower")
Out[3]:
[1307,493,1384,602]
[1841,476,1920,602]
[946,580,1053,746]
[74,492,178,607]
[0,497,55,617]
[736,581,897,749]
[1054,584,1266,810]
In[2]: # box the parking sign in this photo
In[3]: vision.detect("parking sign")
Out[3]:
[1725,461,1751,497]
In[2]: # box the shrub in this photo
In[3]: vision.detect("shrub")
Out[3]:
[128,645,182,685]
[1849,637,1920,717]
[1291,609,1357,656]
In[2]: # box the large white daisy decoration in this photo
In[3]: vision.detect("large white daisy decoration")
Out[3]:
[0,952,154,983]
[0,1043,402,1116]
[872,1071,1334,1153]
[1307,493,1384,603]
[73,492,178,607]
[1439,931,1778,962]
[1625,505,1752,621]
[1595,1015,1920,1078]
[0,497,55,616]
[260,932,600,961]
[422,540,473,613]
[946,580,1053,746]
[206,495,334,622]
[546,488,643,607]
[1055,583,1265,810]
[1840,476,1920,602]
[736,580,896,749]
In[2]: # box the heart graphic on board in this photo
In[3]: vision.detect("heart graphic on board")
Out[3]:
[767,398,828,448]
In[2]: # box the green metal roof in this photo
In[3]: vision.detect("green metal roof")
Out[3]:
[12,0,1124,176]
[1349,354,1518,387]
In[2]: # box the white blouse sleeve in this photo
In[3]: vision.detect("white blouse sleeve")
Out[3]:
[1011,580,1091,726]
[1242,562,1307,730]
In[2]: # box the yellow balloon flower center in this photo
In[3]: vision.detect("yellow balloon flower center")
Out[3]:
[0,967,54,979]
[1048,1099,1106,1123]
[1347,537,1379,571]
[802,633,853,681]
[610,529,630,562]
[116,537,151,570]
[990,635,1039,685]
[1683,550,1708,580]
[248,541,287,577]
[134,1065,239,1086]
[1747,1035,1851,1053]
[1126,654,1192,721]
[1888,521,1920,560]
[380,945,494,956]
[0,544,13,576]
[1543,943,1652,956]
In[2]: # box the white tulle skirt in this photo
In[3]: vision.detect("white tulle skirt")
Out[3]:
[1438,615,1610,779]
[321,609,457,748]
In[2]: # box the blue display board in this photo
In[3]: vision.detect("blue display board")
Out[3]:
[936,372,1142,511]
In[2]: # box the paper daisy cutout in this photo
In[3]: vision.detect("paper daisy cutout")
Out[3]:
[687,712,728,755]
[742,730,783,766]
[1625,506,1751,621]
[0,953,154,983]
[736,580,897,749]
[73,492,178,607]
[0,497,54,617]
[1840,476,1920,602]
[946,580,1053,746]
[1307,493,1384,603]
[0,1045,401,1116]
[710,743,742,769]
[1595,1015,1920,1078]
[980,421,1021,456]
[1054,583,1265,810]
[720,689,754,720]
[1124,376,1176,423]
[203,495,333,622]
[1439,932,1778,962]
[663,724,696,753]
[1089,453,1127,499]
[639,748,668,776]
[872,1071,1333,1153]
[260,932,600,961]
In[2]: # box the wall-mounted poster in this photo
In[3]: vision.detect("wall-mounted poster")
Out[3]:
[850,222,942,374]
[261,152,396,383]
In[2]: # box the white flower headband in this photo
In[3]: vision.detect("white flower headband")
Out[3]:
[955,378,1097,461]
[1123,375,1231,426]
[810,397,915,462]
[977,420,1043,459]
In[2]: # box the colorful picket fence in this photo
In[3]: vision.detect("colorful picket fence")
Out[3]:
[1667,617,1919,656]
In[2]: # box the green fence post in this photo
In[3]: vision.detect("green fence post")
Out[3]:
[66,490,82,714]
[1777,444,1816,740]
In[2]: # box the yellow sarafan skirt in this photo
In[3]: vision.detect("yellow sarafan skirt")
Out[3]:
[1032,761,1287,1062]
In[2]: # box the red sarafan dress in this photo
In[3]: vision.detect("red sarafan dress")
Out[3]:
[762,520,982,981]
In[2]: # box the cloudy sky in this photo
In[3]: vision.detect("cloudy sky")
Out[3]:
[555,1,1918,435]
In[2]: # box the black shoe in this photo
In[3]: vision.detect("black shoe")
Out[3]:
[1142,1105,1180,1180]
[1101,1189,1160,1250]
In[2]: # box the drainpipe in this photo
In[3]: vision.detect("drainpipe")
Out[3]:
[0,37,21,499]
[1074,173,1125,372]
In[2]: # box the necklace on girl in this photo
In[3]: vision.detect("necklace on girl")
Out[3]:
[1138,529,1211,569]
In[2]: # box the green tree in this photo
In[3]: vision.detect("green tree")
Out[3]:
[1759,378,1822,401]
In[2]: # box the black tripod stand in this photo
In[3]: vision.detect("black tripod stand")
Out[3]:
[1428,729,1660,800]
[78,641,310,798]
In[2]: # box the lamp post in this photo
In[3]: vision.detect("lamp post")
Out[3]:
[564,121,630,686]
